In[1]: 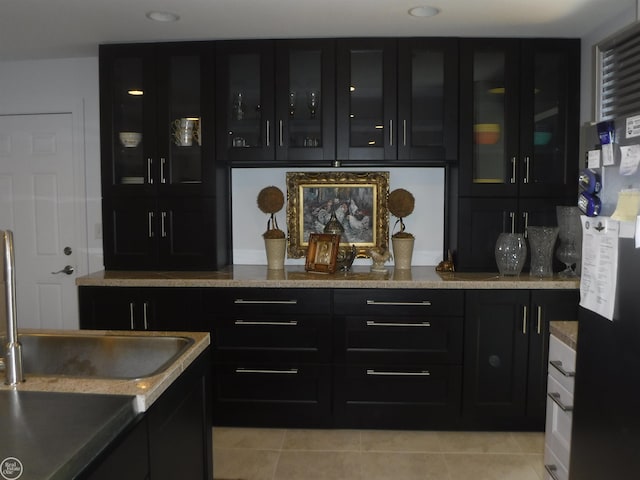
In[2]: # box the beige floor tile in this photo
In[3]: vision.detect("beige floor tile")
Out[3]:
[510,432,544,454]
[360,429,443,453]
[444,453,541,480]
[437,431,523,453]
[214,427,286,450]
[214,447,279,480]
[283,428,361,451]
[524,454,545,480]
[360,452,450,480]
[275,451,361,480]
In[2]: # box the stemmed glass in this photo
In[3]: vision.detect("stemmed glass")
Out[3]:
[306,90,320,118]
[555,206,581,277]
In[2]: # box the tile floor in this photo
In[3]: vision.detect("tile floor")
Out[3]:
[213,427,545,480]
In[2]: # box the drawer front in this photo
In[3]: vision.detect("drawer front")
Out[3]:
[544,445,569,480]
[334,364,462,428]
[212,314,331,363]
[336,315,463,364]
[334,289,464,316]
[207,288,331,315]
[548,335,576,393]
[545,375,573,470]
[212,363,331,427]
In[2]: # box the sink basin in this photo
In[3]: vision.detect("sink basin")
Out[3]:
[19,333,194,379]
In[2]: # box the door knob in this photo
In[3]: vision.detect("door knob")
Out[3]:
[52,265,75,275]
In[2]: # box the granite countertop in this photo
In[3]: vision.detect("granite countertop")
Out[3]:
[76,265,580,290]
[0,329,210,412]
[550,320,578,350]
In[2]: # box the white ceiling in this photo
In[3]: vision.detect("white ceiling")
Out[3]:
[0,0,636,61]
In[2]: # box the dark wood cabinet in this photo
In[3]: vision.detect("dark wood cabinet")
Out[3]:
[333,289,464,429]
[206,288,333,427]
[463,290,578,429]
[99,42,230,270]
[78,286,204,332]
[83,348,212,480]
[454,38,580,271]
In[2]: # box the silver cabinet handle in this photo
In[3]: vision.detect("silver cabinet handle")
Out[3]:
[522,211,529,237]
[544,464,561,480]
[160,157,166,184]
[536,305,542,334]
[548,392,573,412]
[510,156,517,183]
[367,369,430,376]
[366,300,431,306]
[161,211,167,238]
[366,321,431,327]
[148,211,154,238]
[234,299,298,305]
[129,302,135,330]
[389,119,393,146]
[235,368,298,375]
[266,120,270,147]
[279,120,284,147]
[549,360,575,377]
[524,156,530,184]
[522,305,528,334]
[509,211,516,234]
[234,320,298,326]
[147,158,154,184]
[143,301,149,330]
[402,119,407,146]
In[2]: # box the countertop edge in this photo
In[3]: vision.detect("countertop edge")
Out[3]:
[550,321,578,350]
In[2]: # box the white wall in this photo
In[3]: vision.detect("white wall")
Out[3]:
[232,167,445,266]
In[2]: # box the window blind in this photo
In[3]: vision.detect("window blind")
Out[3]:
[598,22,640,120]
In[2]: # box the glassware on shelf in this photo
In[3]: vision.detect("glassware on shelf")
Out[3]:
[306,90,320,118]
[555,206,581,277]
[528,226,559,277]
[232,92,245,120]
[494,233,527,276]
[288,91,297,117]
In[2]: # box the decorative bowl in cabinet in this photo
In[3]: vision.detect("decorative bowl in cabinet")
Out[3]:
[473,123,500,145]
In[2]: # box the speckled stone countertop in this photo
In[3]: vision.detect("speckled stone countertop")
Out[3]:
[0,329,210,412]
[77,265,580,290]
[550,321,578,350]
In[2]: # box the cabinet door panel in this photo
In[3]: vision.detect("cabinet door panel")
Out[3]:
[464,290,529,418]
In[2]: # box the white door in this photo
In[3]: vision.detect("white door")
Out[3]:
[0,113,80,329]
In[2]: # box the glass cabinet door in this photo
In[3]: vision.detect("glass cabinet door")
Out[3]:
[397,38,458,163]
[216,41,275,163]
[336,39,396,162]
[160,52,203,186]
[459,40,519,196]
[275,40,335,163]
[109,54,149,187]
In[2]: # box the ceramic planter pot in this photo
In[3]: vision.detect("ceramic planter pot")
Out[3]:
[392,236,414,270]
[264,238,286,270]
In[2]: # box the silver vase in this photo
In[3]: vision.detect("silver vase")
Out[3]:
[528,226,559,277]
[495,233,527,276]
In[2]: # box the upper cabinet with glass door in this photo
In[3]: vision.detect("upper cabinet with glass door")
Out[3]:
[216,39,335,165]
[458,39,579,197]
[99,43,213,195]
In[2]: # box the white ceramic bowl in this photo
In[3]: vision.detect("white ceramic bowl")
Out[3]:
[119,131,142,148]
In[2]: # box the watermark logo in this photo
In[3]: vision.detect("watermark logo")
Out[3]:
[0,457,23,480]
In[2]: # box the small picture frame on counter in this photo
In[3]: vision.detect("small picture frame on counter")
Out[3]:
[305,233,341,273]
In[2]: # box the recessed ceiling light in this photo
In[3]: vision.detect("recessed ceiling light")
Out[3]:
[408,6,440,17]
[146,11,180,22]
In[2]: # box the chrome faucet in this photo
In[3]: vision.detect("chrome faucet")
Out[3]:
[1,230,23,385]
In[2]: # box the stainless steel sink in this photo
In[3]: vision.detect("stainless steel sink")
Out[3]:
[19,333,194,379]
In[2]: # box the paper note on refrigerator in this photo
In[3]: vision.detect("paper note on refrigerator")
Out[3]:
[619,145,640,175]
[580,216,619,321]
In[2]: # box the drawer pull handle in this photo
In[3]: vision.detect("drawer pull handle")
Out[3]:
[366,321,431,327]
[234,299,298,305]
[544,464,560,480]
[366,369,431,376]
[548,392,573,412]
[549,360,575,377]
[366,300,431,306]
[234,320,298,326]
[235,368,298,375]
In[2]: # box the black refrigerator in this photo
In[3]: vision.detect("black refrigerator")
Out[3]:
[570,237,640,479]
[570,116,640,478]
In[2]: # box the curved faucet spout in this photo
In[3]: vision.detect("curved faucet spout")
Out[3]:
[2,230,23,385]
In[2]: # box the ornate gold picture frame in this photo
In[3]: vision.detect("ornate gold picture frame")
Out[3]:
[286,171,389,258]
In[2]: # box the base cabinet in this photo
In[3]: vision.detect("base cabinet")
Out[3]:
[82,349,212,480]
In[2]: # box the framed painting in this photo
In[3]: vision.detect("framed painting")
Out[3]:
[286,171,389,258]
[304,233,341,273]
